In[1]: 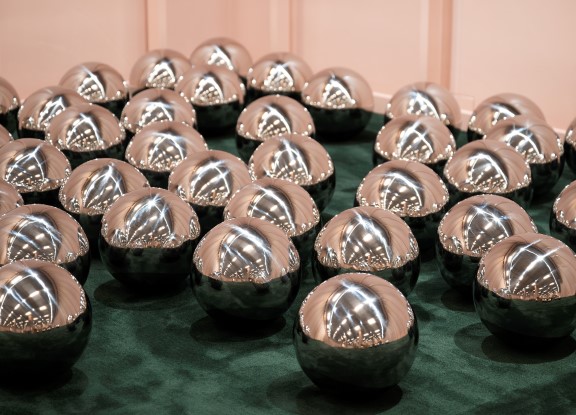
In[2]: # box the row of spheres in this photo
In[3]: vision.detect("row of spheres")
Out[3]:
[0,38,574,391]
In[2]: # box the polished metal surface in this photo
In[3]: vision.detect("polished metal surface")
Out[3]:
[121,88,196,134]
[175,64,245,106]
[247,52,312,94]
[130,49,191,91]
[0,139,71,193]
[301,67,373,111]
[0,124,13,147]
[0,180,23,216]
[294,272,418,390]
[190,37,253,79]
[0,76,19,114]
[17,86,87,132]
[60,62,129,103]
[438,194,537,257]
[249,134,334,186]
[45,104,125,151]
[125,121,208,173]
[0,204,89,268]
[386,82,461,130]
[443,140,531,193]
[101,187,200,249]
[168,150,251,206]
[374,114,456,165]
[236,95,315,141]
[59,159,150,216]
[485,115,562,164]
[553,181,576,230]
[468,93,545,138]
[356,160,448,217]
[224,178,320,237]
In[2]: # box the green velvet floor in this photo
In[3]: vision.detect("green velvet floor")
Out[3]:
[2,115,575,414]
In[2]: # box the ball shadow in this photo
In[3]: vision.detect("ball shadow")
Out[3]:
[93,279,191,311]
[0,367,88,397]
[267,370,403,415]
[454,323,576,364]
[440,288,475,312]
[189,315,287,343]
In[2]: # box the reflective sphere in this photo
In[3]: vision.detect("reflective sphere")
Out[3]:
[0,138,71,205]
[168,150,252,233]
[313,206,420,295]
[249,134,335,212]
[192,217,300,321]
[475,233,576,343]
[125,121,208,188]
[386,82,461,133]
[100,187,200,290]
[0,259,91,377]
[0,204,91,284]
[443,140,532,207]
[0,76,19,137]
[562,116,576,175]
[45,104,126,168]
[60,62,129,117]
[224,177,320,266]
[247,52,312,101]
[437,195,537,292]
[550,180,576,251]
[356,160,448,256]
[485,115,563,192]
[120,88,197,139]
[294,273,418,391]
[373,114,456,175]
[467,93,544,142]
[0,180,23,216]
[17,86,87,138]
[236,95,315,162]
[0,124,14,147]
[190,37,253,81]
[130,49,191,92]
[302,67,373,139]
[175,64,245,135]
[59,158,150,248]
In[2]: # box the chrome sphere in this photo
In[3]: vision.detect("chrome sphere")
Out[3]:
[0,138,71,205]
[130,49,191,92]
[373,114,456,175]
[45,104,126,168]
[190,37,252,81]
[192,217,300,321]
[59,158,150,248]
[313,206,420,295]
[120,88,197,139]
[236,95,315,162]
[248,134,335,212]
[443,140,532,207]
[0,76,19,137]
[302,67,373,139]
[175,64,245,135]
[294,273,418,391]
[550,180,576,251]
[17,86,87,138]
[0,124,13,147]
[247,52,312,101]
[224,177,320,266]
[356,160,448,256]
[0,204,91,284]
[485,115,563,192]
[0,180,23,216]
[562,116,576,175]
[437,195,537,292]
[125,121,208,188]
[467,93,544,142]
[168,150,252,233]
[59,62,129,117]
[474,233,576,343]
[0,259,91,377]
[99,187,200,290]
[386,82,461,134]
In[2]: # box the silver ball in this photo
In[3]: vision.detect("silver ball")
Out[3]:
[130,49,191,92]
[190,37,253,80]
[0,180,23,216]
[0,124,13,147]
[550,180,576,251]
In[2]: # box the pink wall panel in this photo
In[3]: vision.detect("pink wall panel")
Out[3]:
[0,0,147,100]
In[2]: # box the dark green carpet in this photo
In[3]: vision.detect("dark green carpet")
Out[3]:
[2,115,574,414]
